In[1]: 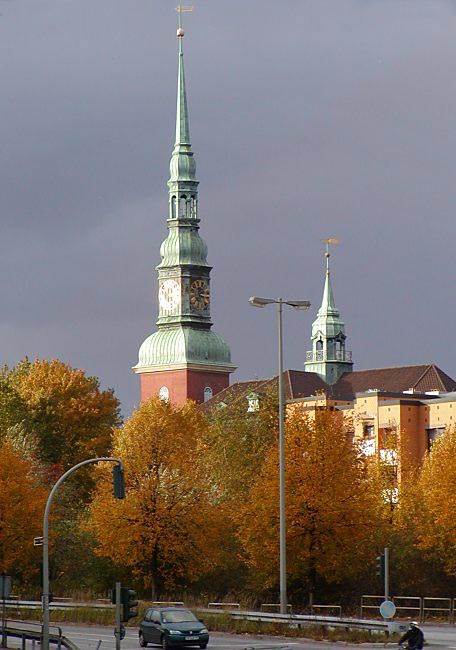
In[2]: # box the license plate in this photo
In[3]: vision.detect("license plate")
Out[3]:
[185,636,197,641]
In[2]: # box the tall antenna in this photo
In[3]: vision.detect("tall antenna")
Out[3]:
[176,4,194,32]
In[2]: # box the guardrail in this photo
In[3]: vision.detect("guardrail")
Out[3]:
[226,609,407,635]
[3,599,113,611]
[2,620,81,650]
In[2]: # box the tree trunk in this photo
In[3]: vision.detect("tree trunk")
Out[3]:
[150,545,159,601]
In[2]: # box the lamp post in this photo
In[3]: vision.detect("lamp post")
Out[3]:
[249,296,311,614]
[42,457,125,650]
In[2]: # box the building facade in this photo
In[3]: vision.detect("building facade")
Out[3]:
[134,26,235,406]
[204,249,456,466]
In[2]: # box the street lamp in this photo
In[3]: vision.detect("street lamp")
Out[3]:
[249,296,311,614]
[42,457,125,650]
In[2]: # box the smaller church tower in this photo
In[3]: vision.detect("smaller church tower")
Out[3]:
[134,20,235,406]
[305,241,353,385]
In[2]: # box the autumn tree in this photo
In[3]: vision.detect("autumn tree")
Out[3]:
[7,358,121,470]
[409,427,456,576]
[0,438,47,582]
[87,398,226,598]
[236,409,380,605]
[205,384,278,500]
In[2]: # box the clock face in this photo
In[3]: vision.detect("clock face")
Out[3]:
[190,279,210,310]
[159,279,180,312]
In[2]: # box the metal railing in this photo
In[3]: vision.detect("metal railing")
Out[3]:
[260,604,292,613]
[311,605,342,618]
[2,620,81,650]
[360,595,384,618]
[422,597,452,623]
[306,350,352,363]
[361,594,456,624]
[225,609,406,635]
[392,596,422,621]
[208,602,240,609]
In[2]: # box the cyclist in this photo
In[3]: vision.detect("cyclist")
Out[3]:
[399,622,424,650]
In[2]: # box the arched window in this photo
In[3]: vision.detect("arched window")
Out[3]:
[179,196,187,218]
[204,387,213,402]
[171,196,176,219]
[316,340,323,351]
[159,386,169,402]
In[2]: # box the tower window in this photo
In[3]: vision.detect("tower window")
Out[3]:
[316,340,323,351]
[204,386,213,402]
[159,386,169,402]
[171,196,176,219]
[179,196,187,218]
[246,392,260,412]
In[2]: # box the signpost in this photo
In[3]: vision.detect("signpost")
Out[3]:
[380,599,396,620]
[1,575,12,648]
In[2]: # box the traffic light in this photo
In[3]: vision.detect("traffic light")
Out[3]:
[376,553,385,578]
[113,464,126,500]
[121,588,138,622]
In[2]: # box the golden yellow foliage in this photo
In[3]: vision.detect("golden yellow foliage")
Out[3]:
[87,398,226,596]
[0,440,47,579]
[236,409,379,598]
[411,427,456,574]
[11,358,120,468]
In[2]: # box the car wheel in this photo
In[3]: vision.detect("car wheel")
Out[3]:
[161,635,171,650]
[139,632,148,647]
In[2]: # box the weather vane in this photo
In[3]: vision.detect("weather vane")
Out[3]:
[322,237,339,258]
[175,4,194,33]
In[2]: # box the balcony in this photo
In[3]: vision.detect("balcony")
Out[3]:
[306,350,353,363]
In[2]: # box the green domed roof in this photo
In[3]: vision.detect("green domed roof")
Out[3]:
[135,326,234,371]
[158,227,209,268]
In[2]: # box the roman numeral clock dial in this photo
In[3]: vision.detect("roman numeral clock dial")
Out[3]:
[190,279,210,310]
[159,279,180,314]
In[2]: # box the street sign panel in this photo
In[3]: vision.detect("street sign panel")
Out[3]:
[0,575,12,599]
[380,600,396,619]
[34,537,44,546]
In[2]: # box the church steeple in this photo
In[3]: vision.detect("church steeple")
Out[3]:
[134,19,235,406]
[305,240,353,385]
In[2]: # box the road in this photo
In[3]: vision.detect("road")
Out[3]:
[5,623,456,650]
[53,624,456,650]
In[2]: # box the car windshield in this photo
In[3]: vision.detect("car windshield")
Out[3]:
[162,610,198,623]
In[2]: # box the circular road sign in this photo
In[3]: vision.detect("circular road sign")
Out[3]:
[380,600,396,619]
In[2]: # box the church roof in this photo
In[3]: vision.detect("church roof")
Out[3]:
[202,364,456,411]
[201,370,329,413]
[333,364,456,398]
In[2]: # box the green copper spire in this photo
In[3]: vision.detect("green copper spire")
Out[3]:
[175,33,190,147]
[305,241,353,385]
[134,22,235,379]
[169,28,196,184]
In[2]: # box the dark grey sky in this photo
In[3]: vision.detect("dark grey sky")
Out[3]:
[1,0,456,414]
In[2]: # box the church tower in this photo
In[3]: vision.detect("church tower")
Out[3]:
[134,23,235,406]
[305,241,353,385]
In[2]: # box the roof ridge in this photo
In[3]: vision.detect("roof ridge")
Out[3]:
[351,363,431,373]
[412,364,434,390]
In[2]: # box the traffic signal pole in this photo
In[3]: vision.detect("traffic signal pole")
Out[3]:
[115,582,121,650]
[42,457,125,650]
